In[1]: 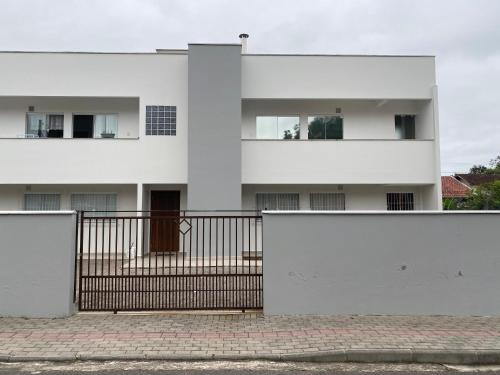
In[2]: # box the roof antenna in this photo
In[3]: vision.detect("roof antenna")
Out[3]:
[239,33,249,54]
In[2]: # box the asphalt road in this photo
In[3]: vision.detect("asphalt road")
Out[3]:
[0,361,500,374]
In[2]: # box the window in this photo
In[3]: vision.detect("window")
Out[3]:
[73,114,118,138]
[146,105,176,136]
[256,193,299,211]
[308,116,343,139]
[256,116,300,140]
[94,114,118,138]
[395,115,415,139]
[71,193,117,216]
[26,113,64,138]
[24,193,61,211]
[310,193,345,210]
[387,193,414,211]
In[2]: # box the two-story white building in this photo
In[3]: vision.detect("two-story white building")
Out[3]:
[0,37,442,218]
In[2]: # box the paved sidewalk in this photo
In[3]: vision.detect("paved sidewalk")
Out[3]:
[1,313,500,364]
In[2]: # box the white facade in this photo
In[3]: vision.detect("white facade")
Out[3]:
[0,46,442,213]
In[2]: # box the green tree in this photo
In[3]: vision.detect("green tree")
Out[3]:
[468,155,500,174]
[308,117,343,139]
[489,155,500,173]
[469,164,489,174]
[443,197,460,210]
[459,181,500,210]
[282,124,300,140]
[308,118,325,139]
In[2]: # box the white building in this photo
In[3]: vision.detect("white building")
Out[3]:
[0,38,442,218]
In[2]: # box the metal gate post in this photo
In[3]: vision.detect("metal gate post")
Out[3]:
[77,211,84,310]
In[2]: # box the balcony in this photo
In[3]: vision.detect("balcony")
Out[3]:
[241,139,436,184]
[0,137,187,184]
[0,96,140,139]
[0,96,188,184]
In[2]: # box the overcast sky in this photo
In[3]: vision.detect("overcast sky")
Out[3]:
[1,0,498,174]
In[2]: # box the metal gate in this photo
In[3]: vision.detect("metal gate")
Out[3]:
[74,211,263,311]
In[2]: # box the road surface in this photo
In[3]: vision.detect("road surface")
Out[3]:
[0,360,499,374]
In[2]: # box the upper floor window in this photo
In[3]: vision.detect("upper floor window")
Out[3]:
[94,114,118,138]
[146,105,176,136]
[73,114,118,138]
[395,115,415,139]
[256,116,300,140]
[24,193,61,211]
[308,116,343,139]
[256,193,299,211]
[26,113,64,138]
[310,193,345,210]
[387,192,414,211]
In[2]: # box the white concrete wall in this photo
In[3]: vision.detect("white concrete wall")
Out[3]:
[0,212,76,317]
[242,55,436,99]
[0,185,196,257]
[0,52,440,205]
[0,52,434,100]
[0,96,139,138]
[0,184,137,211]
[0,185,137,256]
[242,99,434,140]
[0,139,186,184]
[415,100,434,140]
[242,140,436,185]
[243,184,430,211]
[0,52,187,99]
[263,211,500,315]
[0,52,188,185]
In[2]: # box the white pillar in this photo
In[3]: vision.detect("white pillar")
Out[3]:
[63,111,72,138]
[432,85,443,210]
[300,114,308,140]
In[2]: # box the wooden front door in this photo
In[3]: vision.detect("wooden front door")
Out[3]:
[150,191,180,252]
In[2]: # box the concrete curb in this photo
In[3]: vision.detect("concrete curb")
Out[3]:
[2,349,500,364]
[282,349,500,365]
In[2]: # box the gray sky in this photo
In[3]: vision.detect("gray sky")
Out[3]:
[1,0,498,174]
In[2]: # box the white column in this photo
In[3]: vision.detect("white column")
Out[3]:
[300,114,308,140]
[63,111,72,138]
[432,85,443,210]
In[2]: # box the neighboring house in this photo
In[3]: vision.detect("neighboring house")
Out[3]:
[454,174,500,188]
[441,176,471,199]
[0,36,442,215]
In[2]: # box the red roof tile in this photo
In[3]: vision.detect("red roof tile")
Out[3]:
[441,176,471,198]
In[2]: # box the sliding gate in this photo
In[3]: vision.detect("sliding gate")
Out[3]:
[75,211,263,311]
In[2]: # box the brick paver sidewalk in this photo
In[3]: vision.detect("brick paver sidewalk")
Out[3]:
[1,313,500,363]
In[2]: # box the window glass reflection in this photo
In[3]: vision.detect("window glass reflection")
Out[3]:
[308,116,343,139]
[256,116,300,139]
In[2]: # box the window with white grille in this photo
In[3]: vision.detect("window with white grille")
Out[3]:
[24,193,61,211]
[387,193,414,210]
[256,193,299,211]
[310,193,345,210]
[71,193,117,216]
